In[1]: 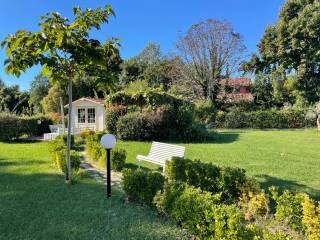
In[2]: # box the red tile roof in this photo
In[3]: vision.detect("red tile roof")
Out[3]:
[220,78,252,86]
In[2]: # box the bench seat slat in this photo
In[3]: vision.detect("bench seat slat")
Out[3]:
[136,142,185,173]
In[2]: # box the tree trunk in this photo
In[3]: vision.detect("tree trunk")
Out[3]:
[65,76,72,183]
[317,115,320,131]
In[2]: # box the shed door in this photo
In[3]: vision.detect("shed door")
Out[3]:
[76,107,96,131]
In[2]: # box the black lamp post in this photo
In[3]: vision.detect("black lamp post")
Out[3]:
[100,134,116,198]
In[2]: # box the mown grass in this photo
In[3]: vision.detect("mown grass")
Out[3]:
[116,129,320,199]
[0,142,188,240]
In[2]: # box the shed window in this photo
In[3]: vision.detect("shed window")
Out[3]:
[78,108,86,123]
[88,108,96,123]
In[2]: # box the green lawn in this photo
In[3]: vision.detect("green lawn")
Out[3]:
[0,142,188,240]
[116,129,320,199]
[1,129,320,239]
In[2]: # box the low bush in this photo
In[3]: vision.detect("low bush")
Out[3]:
[79,129,95,139]
[55,134,75,146]
[111,148,126,171]
[165,157,258,202]
[48,137,66,165]
[302,195,320,240]
[56,149,81,174]
[122,169,165,206]
[86,133,127,170]
[270,189,304,230]
[155,181,258,240]
[48,137,80,174]
[239,191,270,220]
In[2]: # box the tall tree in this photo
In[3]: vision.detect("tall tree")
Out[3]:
[2,5,119,182]
[243,0,320,103]
[29,74,49,113]
[175,19,246,103]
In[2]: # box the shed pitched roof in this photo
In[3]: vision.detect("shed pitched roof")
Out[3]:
[65,97,105,107]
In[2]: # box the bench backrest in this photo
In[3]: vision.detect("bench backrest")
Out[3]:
[148,141,185,164]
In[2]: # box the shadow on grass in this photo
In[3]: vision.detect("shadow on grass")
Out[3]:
[0,159,47,167]
[123,163,163,172]
[0,171,187,240]
[255,174,320,200]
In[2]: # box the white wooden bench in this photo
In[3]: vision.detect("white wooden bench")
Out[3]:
[136,141,185,173]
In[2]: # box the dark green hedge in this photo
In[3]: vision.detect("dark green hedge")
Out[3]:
[165,157,259,202]
[214,109,316,129]
[0,113,52,141]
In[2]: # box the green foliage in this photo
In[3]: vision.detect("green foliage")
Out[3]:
[111,148,126,171]
[41,84,64,114]
[0,113,52,141]
[302,195,320,240]
[122,169,165,206]
[262,229,295,240]
[155,181,254,240]
[105,104,127,134]
[0,82,31,115]
[56,149,80,174]
[19,115,52,136]
[116,112,145,141]
[270,189,305,231]
[0,113,21,141]
[165,157,258,202]
[154,181,188,216]
[79,129,95,139]
[86,135,104,162]
[239,191,270,221]
[243,0,320,103]
[29,74,49,113]
[194,99,214,123]
[108,89,209,141]
[48,137,80,174]
[214,108,316,128]
[55,134,75,146]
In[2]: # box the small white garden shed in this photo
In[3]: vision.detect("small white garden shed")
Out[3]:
[65,98,106,132]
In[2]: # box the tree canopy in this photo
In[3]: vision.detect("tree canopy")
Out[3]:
[243,0,320,103]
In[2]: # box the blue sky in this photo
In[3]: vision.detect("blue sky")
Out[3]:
[0,0,284,90]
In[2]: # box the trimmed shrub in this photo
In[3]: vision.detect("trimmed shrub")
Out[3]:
[48,137,66,165]
[111,148,126,171]
[79,129,95,139]
[20,115,52,136]
[155,182,255,240]
[0,113,21,141]
[48,138,80,174]
[122,169,165,206]
[165,157,256,202]
[56,149,81,174]
[214,108,316,129]
[55,134,75,146]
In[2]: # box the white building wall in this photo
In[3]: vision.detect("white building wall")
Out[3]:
[68,99,106,132]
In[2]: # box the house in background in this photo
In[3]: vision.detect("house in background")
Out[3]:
[65,98,106,132]
[218,77,254,103]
